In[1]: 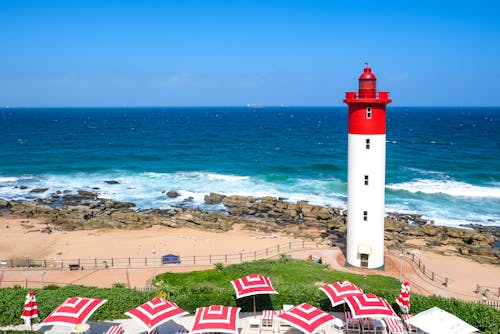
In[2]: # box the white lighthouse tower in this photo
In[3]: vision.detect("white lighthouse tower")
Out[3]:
[343,64,391,269]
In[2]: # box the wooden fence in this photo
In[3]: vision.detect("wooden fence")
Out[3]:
[474,284,500,299]
[465,299,500,310]
[401,250,450,287]
[0,240,320,271]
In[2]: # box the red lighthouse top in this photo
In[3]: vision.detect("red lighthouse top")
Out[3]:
[359,65,377,80]
[358,65,377,98]
[343,64,391,135]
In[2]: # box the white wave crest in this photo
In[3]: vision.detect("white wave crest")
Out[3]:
[207,173,249,182]
[0,177,18,182]
[387,179,500,198]
[404,167,449,178]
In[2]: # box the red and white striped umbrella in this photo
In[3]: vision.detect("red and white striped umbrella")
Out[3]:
[190,305,241,334]
[21,291,39,328]
[42,297,107,326]
[319,281,364,307]
[125,298,188,333]
[276,303,336,334]
[231,274,277,298]
[396,281,411,314]
[231,274,277,315]
[344,294,398,319]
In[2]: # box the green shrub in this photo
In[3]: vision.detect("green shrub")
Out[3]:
[0,285,155,326]
[1,259,498,333]
[43,284,59,290]
[214,262,225,271]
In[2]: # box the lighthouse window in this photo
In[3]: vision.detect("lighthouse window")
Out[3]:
[363,211,368,221]
[364,175,369,185]
[366,107,372,119]
[365,139,370,149]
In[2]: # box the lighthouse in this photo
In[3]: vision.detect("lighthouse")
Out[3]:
[343,64,391,269]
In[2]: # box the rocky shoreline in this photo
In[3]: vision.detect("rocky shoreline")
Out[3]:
[0,189,498,265]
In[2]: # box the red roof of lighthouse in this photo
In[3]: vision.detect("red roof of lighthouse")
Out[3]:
[359,65,377,80]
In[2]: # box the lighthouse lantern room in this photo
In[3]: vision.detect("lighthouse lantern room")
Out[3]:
[343,64,391,269]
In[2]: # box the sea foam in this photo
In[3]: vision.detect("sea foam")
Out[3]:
[387,179,500,198]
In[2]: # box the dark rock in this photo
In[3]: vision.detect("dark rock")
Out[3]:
[19,185,28,190]
[104,180,120,185]
[223,195,256,215]
[101,199,135,209]
[77,190,98,200]
[30,188,48,193]
[204,193,226,204]
[163,190,180,198]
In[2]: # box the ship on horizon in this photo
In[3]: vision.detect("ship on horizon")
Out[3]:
[246,104,264,109]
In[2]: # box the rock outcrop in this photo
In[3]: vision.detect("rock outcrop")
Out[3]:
[204,193,226,204]
[3,189,498,265]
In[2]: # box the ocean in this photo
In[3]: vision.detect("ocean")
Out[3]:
[0,107,498,228]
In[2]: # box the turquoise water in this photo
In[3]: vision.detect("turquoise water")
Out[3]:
[0,107,498,227]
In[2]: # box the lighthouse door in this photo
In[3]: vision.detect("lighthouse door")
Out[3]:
[360,253,369,268]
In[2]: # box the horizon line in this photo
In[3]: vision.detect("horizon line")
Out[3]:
[1,105,499,109]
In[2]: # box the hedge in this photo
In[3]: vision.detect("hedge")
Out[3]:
[1,258,498,333]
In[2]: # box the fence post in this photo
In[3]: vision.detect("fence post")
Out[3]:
[240,253,243,262]
[289,242,292,250]
[111,258,114,267]
[498,287,500,297]
[444,277,448,287]
[128,257,131,267]
[61,259,64,269]
[44,259,47,268]
[209,255,211,264]
[225,254,227,263]
[277,244,280,253]
[254,251,257,260]
[95,258,97,267]
[432,272,434,281]
[193,256,195,265]
[10,259,13,267]
[145,257,147,266]
[27,258,30,267]
[302,240,305,248]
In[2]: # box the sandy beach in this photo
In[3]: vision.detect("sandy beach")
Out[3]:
[0,216,298,261]
[1,215,499,301]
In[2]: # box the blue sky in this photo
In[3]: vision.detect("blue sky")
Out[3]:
[1,0,499,107]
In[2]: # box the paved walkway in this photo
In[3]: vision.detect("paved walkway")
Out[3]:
[0,247,491,301]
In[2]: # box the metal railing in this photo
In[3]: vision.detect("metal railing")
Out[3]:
[394,250,450,287]
[1,240,321,271]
